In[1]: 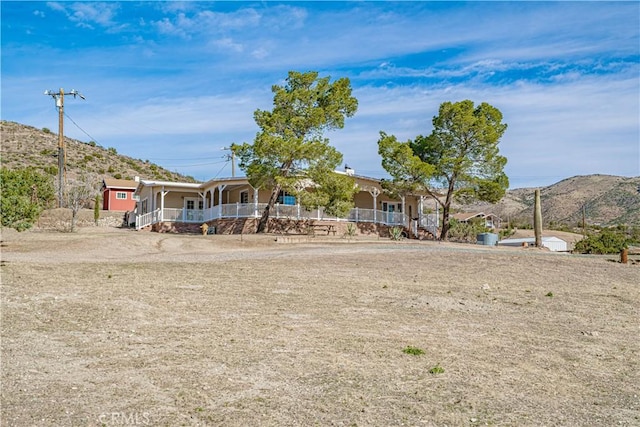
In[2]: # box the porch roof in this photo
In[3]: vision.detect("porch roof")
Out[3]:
[133,173,438,199]
[135,180,203,196]
[451,212,502,222]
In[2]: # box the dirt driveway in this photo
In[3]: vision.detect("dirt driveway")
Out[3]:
[1,227,638,426]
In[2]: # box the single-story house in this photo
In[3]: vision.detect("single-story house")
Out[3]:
[132,169,440,236]
[451,212,502,229]
[498,236,568,252]
[101,178,138,211]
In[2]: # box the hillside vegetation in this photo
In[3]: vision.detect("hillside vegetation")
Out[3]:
[461,175,640,227]
[0,120,197,183]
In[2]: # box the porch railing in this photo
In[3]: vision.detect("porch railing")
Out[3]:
[419,213,439,237]
[136,203,411,230]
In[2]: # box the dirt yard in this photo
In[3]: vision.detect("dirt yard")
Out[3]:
[1,227,638,426]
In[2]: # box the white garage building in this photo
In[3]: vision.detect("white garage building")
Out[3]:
[498,236,569,252]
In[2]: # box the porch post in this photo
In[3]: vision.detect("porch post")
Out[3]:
[149,186,155,211]
[368,187,380,224]
[198,192,205,221]
[217,185,227,218]
[160,187,167,222]
[209,189,214,219]
[253,187,259,217]
[401,195,406,226]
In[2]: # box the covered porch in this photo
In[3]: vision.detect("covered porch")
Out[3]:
[133,176,439,236]
[136,202,410,230]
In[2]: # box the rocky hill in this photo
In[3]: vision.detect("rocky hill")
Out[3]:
[0,120,197,183]
[463,174,640,227]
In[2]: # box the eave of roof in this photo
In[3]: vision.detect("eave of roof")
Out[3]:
[103,178,139,189]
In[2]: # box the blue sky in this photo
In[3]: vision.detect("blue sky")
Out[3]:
[1,1,638,189]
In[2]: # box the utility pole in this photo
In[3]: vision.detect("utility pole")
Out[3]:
[223,146,236,177]
[44,88,85,207]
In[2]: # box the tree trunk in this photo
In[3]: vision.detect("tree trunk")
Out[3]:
[256,184,281,233]
[534,188,542,248]
[440,204,450,241]
[439,177,456,241]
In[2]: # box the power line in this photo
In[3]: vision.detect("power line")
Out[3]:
[211,160,231,179]
[162,159,229,168]
[146,155,227,161]
[63,111,99,145]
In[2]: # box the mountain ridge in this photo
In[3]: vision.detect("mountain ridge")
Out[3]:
[461,174,640,227]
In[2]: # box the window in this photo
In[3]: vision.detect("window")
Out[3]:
[277,191,296,205]
[240,191,249,204]
[116,192,127,200]
[185,199,204,210]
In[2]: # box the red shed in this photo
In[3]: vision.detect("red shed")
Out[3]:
[101,178,138,211]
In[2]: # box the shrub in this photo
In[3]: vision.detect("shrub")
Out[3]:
[402,346,425,356]
[448,218,488,243]
[510,216,533,229]
[499,226,515,240]
[94,194,101,225]
[428,364,445,374]
[0,167,55,231]
[42,127,51,134]
[344,222,357,238]
[573,229,628,254]
[43,165,57,176]
[389,226,404,241]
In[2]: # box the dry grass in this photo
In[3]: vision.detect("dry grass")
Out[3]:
[1,227,638,426]
[1,120,196,183]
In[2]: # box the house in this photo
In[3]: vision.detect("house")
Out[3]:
[101,178,139,211]
[451,212,502,229]
[498,236,568,252]
[132,170,440,236]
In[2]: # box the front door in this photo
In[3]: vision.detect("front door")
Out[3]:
[184,198,204,221]
[382,202,395,224]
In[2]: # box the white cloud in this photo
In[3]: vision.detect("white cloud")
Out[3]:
[211,37,244,53]
[47,2,120,30]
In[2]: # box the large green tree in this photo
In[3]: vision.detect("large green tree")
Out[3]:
[0,167,55,231]
[378,100,508,240]
[235,71,358,232]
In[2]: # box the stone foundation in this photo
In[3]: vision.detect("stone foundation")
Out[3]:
[145,217,437,239]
